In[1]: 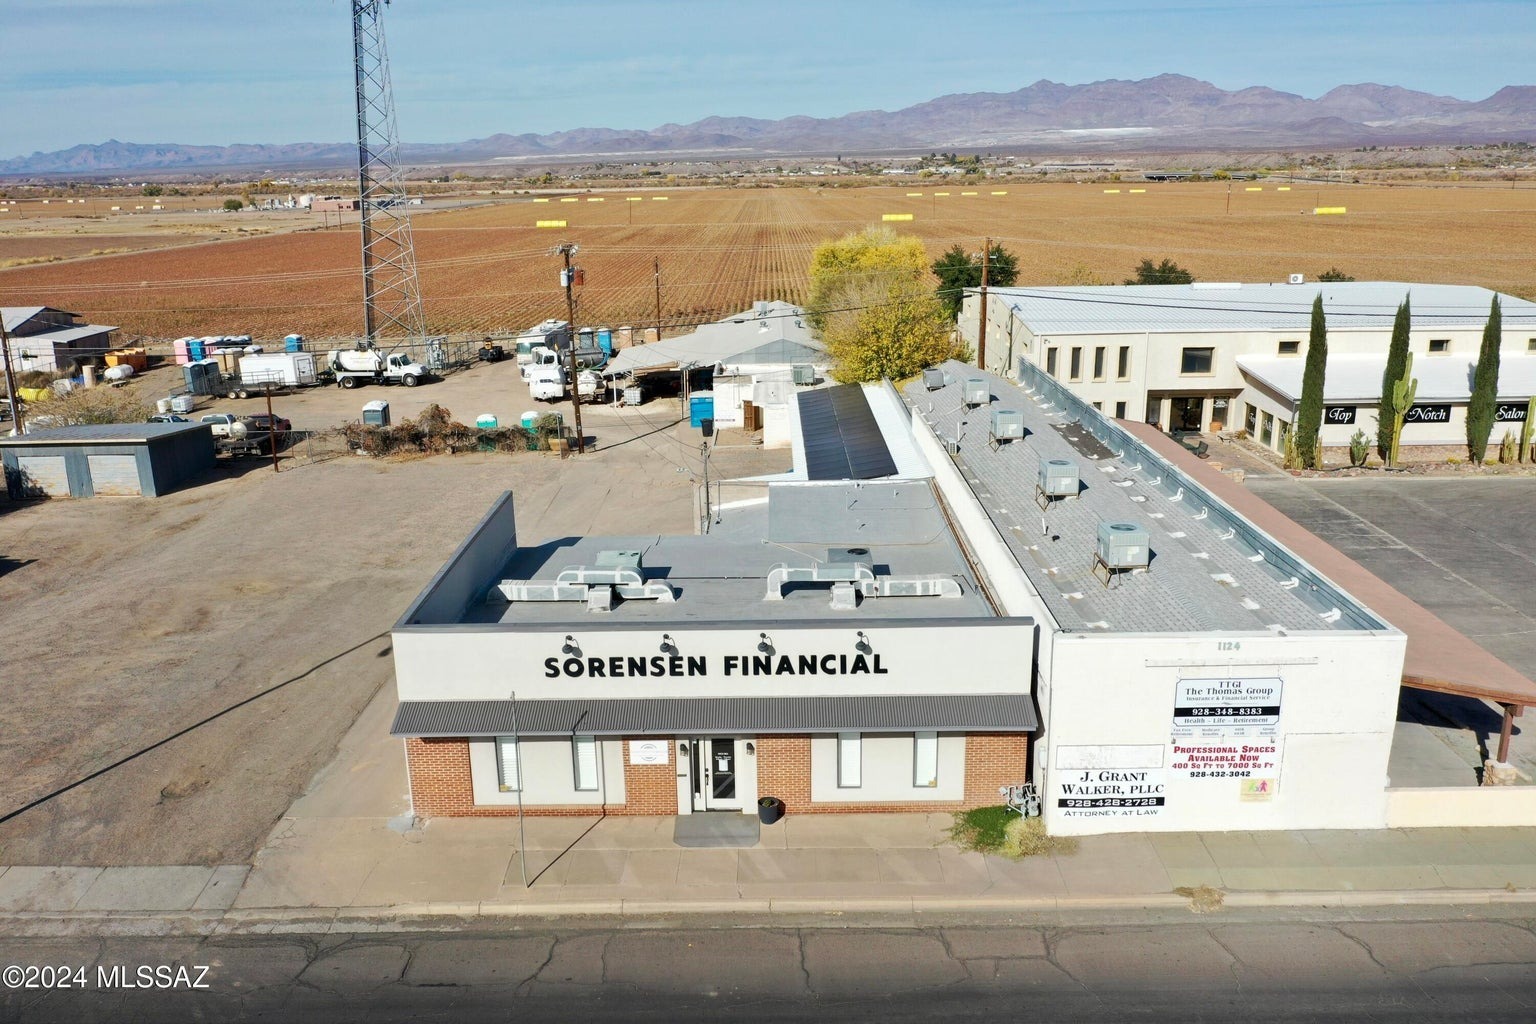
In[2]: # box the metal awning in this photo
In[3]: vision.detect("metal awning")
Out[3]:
[392,694,1037,738]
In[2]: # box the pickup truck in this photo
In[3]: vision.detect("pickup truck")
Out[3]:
[199,413,271,457]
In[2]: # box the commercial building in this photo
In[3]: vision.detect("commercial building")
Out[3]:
[604,302,827,445]
[961,282,1536,454]
[2,306,121,374]
[390,458,1038,818]
[388,359,1536,834]
[1,422,215,498]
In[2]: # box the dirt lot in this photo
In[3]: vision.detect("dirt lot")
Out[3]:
[3,182,1533,340]
[0,372,782,864]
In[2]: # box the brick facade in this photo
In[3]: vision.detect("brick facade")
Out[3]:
[407,733,1029,819]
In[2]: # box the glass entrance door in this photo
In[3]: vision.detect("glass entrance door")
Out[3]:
[689,737,740,811]
[1172,396,1205,433]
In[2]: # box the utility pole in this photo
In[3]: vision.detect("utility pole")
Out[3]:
[653,258,662,345]
[555,243,585,454]
[264,381,279,473]
[976,238,990,371]
[0,314,22,436]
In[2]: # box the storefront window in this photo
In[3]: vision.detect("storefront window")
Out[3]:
[496,736,520,792]
[913,732,938,788]
[1245,403,1258,436]
[837,732,862,788]
[572,735,598,791]
[1260,412,1274,447]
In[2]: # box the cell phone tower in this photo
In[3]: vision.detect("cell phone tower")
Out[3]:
[351,0,425,343]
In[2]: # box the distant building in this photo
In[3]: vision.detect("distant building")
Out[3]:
[2,307,120,374]
[961,281,1536,452]
[310,196,361,213]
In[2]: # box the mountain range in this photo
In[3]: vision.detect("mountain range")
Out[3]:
[6,75,1534,176]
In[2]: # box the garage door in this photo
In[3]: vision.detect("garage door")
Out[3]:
[87,454,142,496]
[15,455,69,497]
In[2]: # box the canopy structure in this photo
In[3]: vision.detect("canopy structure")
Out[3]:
[604,301,823,379]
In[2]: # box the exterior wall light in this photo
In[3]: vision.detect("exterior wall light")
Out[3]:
[660,633,678,655]
[757,632,775,655]
[561,634,581,656]
[855,630,873,655]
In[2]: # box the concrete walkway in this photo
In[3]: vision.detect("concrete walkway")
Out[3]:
[6,687,1536,931]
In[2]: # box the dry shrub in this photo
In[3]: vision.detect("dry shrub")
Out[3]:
[1000,815,1079,858]
[1173,884,1227,914]
[344,402,541,458]
[28,385,150,425]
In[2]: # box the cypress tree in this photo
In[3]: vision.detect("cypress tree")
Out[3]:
[1376,295,1411,462]
[1294,294,1328,469]
[1466,294,1503,463]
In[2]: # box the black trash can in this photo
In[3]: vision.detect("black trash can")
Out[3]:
[757,796,785,825]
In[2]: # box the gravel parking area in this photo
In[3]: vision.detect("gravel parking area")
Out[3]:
[0,367,784,865]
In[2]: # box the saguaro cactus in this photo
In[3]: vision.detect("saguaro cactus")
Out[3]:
[1388,352,1418,469]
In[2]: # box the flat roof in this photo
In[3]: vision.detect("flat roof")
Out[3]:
[1122,422,1536,708]
[987,282,1536,335]
[462,481,996,627]
[1240,354,1536,404]
[904,360,1386,634]
[0,422,208,446]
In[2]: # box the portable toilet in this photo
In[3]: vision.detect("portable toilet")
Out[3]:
[520,410,539,430]
[689,391,715,428]
[362,400,390,427]
[172,337,192,365]
[284,334,305,352]
[475,413,499,430]
[187,338,206,361]
[596,327,613,355]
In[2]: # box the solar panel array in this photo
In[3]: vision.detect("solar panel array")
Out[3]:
[799,385,899,481]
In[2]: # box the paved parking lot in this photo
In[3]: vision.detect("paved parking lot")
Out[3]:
[1247,475,1536,783]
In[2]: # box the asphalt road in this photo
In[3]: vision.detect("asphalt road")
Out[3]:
[2,910,1534,1023]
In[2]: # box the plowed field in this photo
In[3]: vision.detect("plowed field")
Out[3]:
[3,182,1533,341]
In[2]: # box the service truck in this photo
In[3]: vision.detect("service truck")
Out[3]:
[221,351,320,399]
[326,345,427,389]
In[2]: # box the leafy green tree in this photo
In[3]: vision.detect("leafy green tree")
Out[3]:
[1125,258,1194,285]
[930,242,1019,320]
[807,227,957,383]
[141,185,163,197]
[1317,267,1355,282]
[1466,295,1503,463]
[1376,295,1411,461]
[1294,294,1329,469]
[222,198,244,212]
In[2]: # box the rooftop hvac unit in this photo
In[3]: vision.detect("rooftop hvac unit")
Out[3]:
[963,378,990,409]
[991,407,1024,441]
[922,368,946,391]
[1038,458,1079,497]
[1097,522,1150,569]
[792,364,815,385]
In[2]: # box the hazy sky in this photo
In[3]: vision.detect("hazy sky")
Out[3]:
[6,0,1532,158]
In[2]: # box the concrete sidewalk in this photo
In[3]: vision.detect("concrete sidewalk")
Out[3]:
[6,687,1536,929]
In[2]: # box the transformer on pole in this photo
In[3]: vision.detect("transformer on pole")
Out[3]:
[352,0,425,344]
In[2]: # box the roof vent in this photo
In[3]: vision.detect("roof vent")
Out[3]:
[990,408,1024,444]
[963,378,990,409]
[493,549,676,610]
[1096,522,1150,569]
[1288,273,1305,284]
[1038,459,1080,497]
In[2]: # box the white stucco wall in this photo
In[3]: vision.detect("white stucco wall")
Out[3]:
[808,732,966,802]
[467,737,626,807]
[1043,630,1406,835]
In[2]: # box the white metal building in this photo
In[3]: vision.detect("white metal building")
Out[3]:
[2,306,121,373]
[960,282,1536,453]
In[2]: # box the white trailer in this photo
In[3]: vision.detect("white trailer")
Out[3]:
[235,352,319,389]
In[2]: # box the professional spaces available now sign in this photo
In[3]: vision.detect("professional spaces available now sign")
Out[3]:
[1172,676,1283,738]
